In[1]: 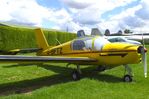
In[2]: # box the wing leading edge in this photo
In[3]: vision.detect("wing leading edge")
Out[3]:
[0,55,97,64]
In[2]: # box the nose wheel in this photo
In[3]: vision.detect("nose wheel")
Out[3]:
[123,65,133,82]
[123,74,132,82]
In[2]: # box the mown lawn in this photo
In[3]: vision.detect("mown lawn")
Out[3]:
[0,46,149,99]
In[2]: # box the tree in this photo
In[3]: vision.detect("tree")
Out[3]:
[124,29,133,34]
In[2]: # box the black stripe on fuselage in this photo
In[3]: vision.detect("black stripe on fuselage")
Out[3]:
[50,50,134,56]
[99,53,128,57]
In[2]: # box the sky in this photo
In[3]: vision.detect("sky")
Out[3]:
[0,0,149,34]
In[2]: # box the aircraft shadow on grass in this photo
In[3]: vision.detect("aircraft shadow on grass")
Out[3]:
[0,64,122,96]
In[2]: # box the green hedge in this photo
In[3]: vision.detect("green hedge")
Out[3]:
[0,26,76,50]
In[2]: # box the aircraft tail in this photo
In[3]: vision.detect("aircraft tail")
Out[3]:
[35,28,49,50]
[91,28,104,36]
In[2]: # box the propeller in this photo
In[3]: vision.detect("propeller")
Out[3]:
[141,30,147,78]
[139,28,147,78]
[141,46,147,78]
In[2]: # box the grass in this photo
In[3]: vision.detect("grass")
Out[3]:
[0,46,149,99]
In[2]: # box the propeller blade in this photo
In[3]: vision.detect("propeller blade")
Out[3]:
[140,30,147,78]
[141,47,147,78]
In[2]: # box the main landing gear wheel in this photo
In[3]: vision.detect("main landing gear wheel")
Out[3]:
[96,66,106,72]
[72,70,80,81]
[123,75,132,82]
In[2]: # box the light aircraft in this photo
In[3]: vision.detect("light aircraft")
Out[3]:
[108,36,141,45]
[91,28,149,44]
[0,28,147,82]
[125,35,149,44]
[104,28,149,44]
[91,28,142,45]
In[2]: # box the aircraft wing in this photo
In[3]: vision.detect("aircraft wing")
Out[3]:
[0,55,97,64]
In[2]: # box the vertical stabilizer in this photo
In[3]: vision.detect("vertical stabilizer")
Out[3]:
[35,28,49,50]
[77,30,85,37]
[91,28,103,36]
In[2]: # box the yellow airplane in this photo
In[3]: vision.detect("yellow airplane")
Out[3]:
[0,28,147,82]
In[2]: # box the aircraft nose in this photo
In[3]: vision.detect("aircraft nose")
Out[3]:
[145,48,147,53]
[137,46,147,53]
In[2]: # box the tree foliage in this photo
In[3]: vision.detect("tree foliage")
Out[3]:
[124,29,133,34]
[0,26,76,50]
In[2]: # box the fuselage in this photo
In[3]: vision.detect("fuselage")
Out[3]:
[37,36,142,66]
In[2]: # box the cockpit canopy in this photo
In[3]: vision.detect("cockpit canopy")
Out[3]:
[71,36,110,51]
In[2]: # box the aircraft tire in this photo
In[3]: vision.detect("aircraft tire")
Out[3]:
[72,70,80,81]
[96,66,105,72]
[123,75,132,82]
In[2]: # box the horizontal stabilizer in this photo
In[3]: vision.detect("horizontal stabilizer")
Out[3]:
[0,48,42,55]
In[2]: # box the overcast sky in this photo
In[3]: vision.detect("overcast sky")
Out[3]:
[0,0,149,34]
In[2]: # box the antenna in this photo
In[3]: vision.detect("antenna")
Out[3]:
[56,39,61,45]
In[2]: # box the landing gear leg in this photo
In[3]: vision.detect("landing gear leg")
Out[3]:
[123,65,133,82]
[72,65,81,81]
